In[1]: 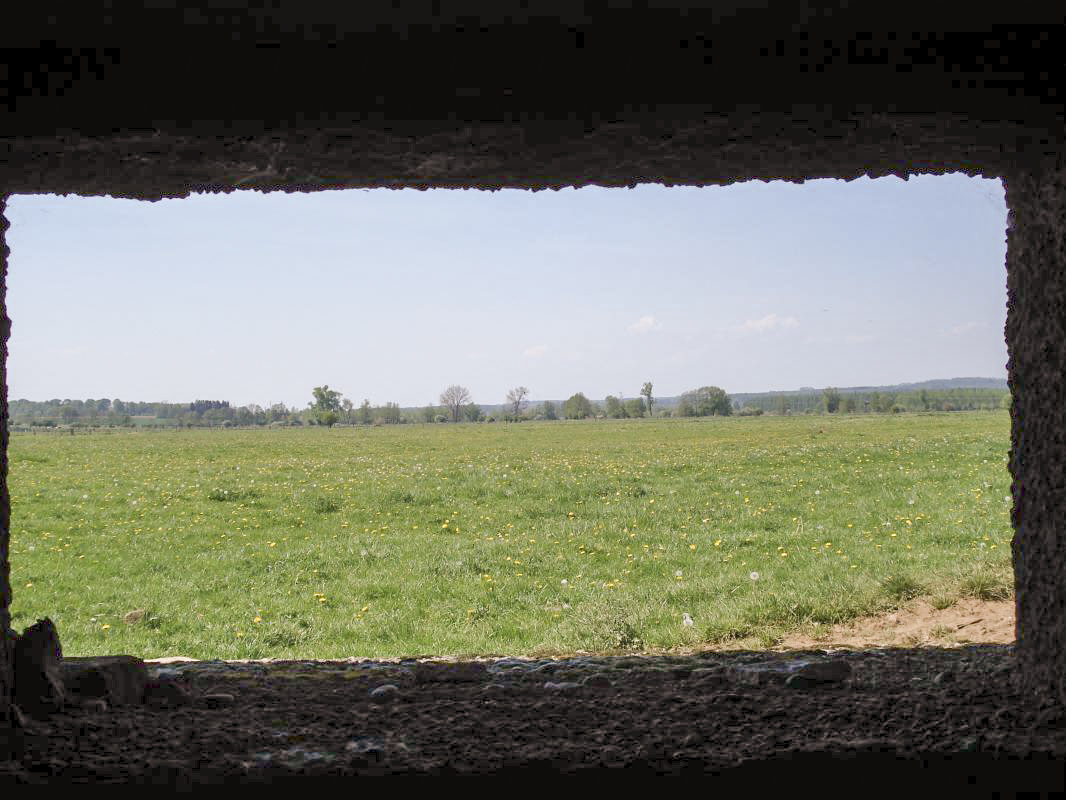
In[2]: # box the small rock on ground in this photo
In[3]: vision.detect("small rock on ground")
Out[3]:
[369,684,400,702]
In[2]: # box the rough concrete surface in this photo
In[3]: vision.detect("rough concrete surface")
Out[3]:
[1,4,1065,779]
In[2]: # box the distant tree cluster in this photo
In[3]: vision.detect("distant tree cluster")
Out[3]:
[737,387,1010,415]
[676,386,732,417]
[15,379,1002,432]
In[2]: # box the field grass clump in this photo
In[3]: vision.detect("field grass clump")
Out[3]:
[6,412,1014,659]
[960,567,1014,601]
[879,573,925,602]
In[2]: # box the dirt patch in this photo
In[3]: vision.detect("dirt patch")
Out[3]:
[778,598,1015,650]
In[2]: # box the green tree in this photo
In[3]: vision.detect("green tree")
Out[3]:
[463,403,484,422]
[680,386,732,416]
[604,395,626,418]
[640,382,654,416]
[311,385,342,426]
[842,395,857,414]
[540,401,558,420]
[439,385,471,422]
[357,399,373,425]
[563,393,593,419]
[822,387,841,413]
[624,397,646,418]
[311,385,342,413]
[505,386,529,421]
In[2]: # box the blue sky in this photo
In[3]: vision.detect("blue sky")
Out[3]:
[5,174,1008,408]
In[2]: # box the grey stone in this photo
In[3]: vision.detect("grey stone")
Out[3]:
[202,692,236,708]
[13,618,65,718]
[369,683,400,702]
[346,737,386,754]
[785,659,853,689]
[543,681,581,690]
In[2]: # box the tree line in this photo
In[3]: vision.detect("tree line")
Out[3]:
[740,386,1011,416]
[9,383,1009,430]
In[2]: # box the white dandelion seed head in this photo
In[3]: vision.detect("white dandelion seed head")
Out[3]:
[750,571,760,581]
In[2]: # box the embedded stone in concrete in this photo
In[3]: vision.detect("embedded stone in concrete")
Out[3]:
[62,655,148,706]
[369,684,400,703]
[785,660,854,689]
[13,617,64,717]
[202,692,236,708]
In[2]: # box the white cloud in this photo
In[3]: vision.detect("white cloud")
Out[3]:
[950,322,982,336]
[738,313,799,334]
[523,344,548,359]
[628,315,662,334]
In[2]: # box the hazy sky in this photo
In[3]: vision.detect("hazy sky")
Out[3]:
[5,174,1008,409]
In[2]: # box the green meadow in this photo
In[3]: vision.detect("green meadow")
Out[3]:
[6,412,1014,660]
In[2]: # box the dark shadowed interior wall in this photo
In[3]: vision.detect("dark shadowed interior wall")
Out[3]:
[1,7,1064,737]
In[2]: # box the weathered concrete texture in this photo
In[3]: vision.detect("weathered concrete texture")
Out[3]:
[1,19,1063,197]
[1006,166,1066,705]
[62,656,148,707]
[0,9,1065,739]
[0,194,12,748]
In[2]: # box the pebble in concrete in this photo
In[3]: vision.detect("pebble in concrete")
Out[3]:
[369,684,400,703]
[543,681,582,690]
[202,692,236,708]
[784,659,853,689]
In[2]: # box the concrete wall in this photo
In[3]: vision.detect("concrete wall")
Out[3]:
[1,9,1064,735]
[1,194,12,748]
[1006,165,1066,705]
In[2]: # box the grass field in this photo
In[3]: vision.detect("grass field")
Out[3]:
[6,412,1014,660]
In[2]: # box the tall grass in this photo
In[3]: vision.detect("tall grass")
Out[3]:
[7,412,1013,659]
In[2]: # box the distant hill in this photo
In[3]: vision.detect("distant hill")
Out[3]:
[724,377,1007,407]
[439,377,1009,413]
